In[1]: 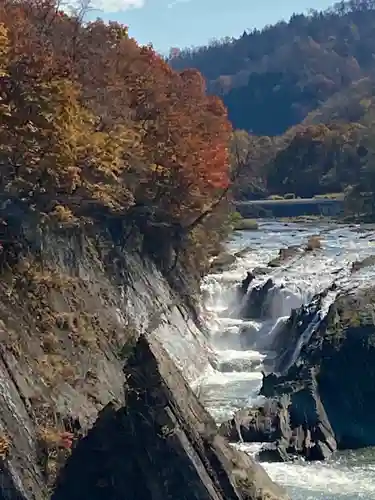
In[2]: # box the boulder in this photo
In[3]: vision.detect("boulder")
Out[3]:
[239,279,275,320]
[351,255,375,272]
[220,366,338,463]
[267,246,301,268]
[257,442,291,463]
[210,252,236,273]
[53,334,289,500]
[305,235,321,252]
[234,247,253,259]
[261,286,375,451]
[219,397,292,444]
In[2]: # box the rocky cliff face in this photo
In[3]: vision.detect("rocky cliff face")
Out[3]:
[265,285,375,451]
[0,206,287,499]
[52,334,288,500]
[220,285,375,463]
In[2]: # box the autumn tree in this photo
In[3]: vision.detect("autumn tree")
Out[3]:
[0,0,233,274]
[169,0,375,135]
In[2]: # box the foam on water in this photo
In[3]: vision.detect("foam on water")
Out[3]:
[200,369,263,386]
[264,461,375,499]
[199,219,375,499]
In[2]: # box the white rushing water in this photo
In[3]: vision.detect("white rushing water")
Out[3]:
[198,219,375,500]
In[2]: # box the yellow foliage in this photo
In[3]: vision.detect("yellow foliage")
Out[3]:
[0,76,137,215]
[49,205,79,226]
[0,433,10,459]
[0,23,8,73]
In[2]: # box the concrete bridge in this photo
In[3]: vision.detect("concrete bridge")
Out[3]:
[234,196,345,218]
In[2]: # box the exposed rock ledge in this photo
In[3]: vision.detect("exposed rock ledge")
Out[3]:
[52,334,288,500]
[220,285,375,463]
[0,207,287,499]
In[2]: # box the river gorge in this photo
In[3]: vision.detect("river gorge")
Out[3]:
[197,219,375,500]
[2,211,375,499]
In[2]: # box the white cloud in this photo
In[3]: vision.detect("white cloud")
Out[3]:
[75,0,145,13]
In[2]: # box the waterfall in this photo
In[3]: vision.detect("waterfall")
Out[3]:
[197,220,375,422]
[195,220,375,499]
[279,288,338,373]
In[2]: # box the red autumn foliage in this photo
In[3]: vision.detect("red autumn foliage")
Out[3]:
[59,432,74,450]
[0,0,233,269]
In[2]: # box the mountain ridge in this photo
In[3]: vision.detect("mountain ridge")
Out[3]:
[169,0,375,136]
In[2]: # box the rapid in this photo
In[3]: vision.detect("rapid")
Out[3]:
[197,219,375,500]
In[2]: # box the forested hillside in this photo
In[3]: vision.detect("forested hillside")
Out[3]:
[169,0,375,217]
[228,79,375,216]
[170,0,375,136]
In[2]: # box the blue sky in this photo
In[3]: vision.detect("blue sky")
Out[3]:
[89,0,336,54]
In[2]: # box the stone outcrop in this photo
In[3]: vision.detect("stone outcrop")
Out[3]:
[221,285,375,462]
[269,291,326,373]
[238,271,256,298]
[238,278,275,320]
[219,374,337,463]
[261,368,337,462]
[210,252,236,273]
[263,286,375,452]
[53,335,289,500]
[0,207,287,499]
[267,246,301,268]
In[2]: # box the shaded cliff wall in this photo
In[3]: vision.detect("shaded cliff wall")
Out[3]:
[51,334,288,500]
[0,205,215,499]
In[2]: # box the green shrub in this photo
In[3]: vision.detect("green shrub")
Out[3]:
[233,218,259,231]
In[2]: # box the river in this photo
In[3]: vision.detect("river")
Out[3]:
[197,219,375,500]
